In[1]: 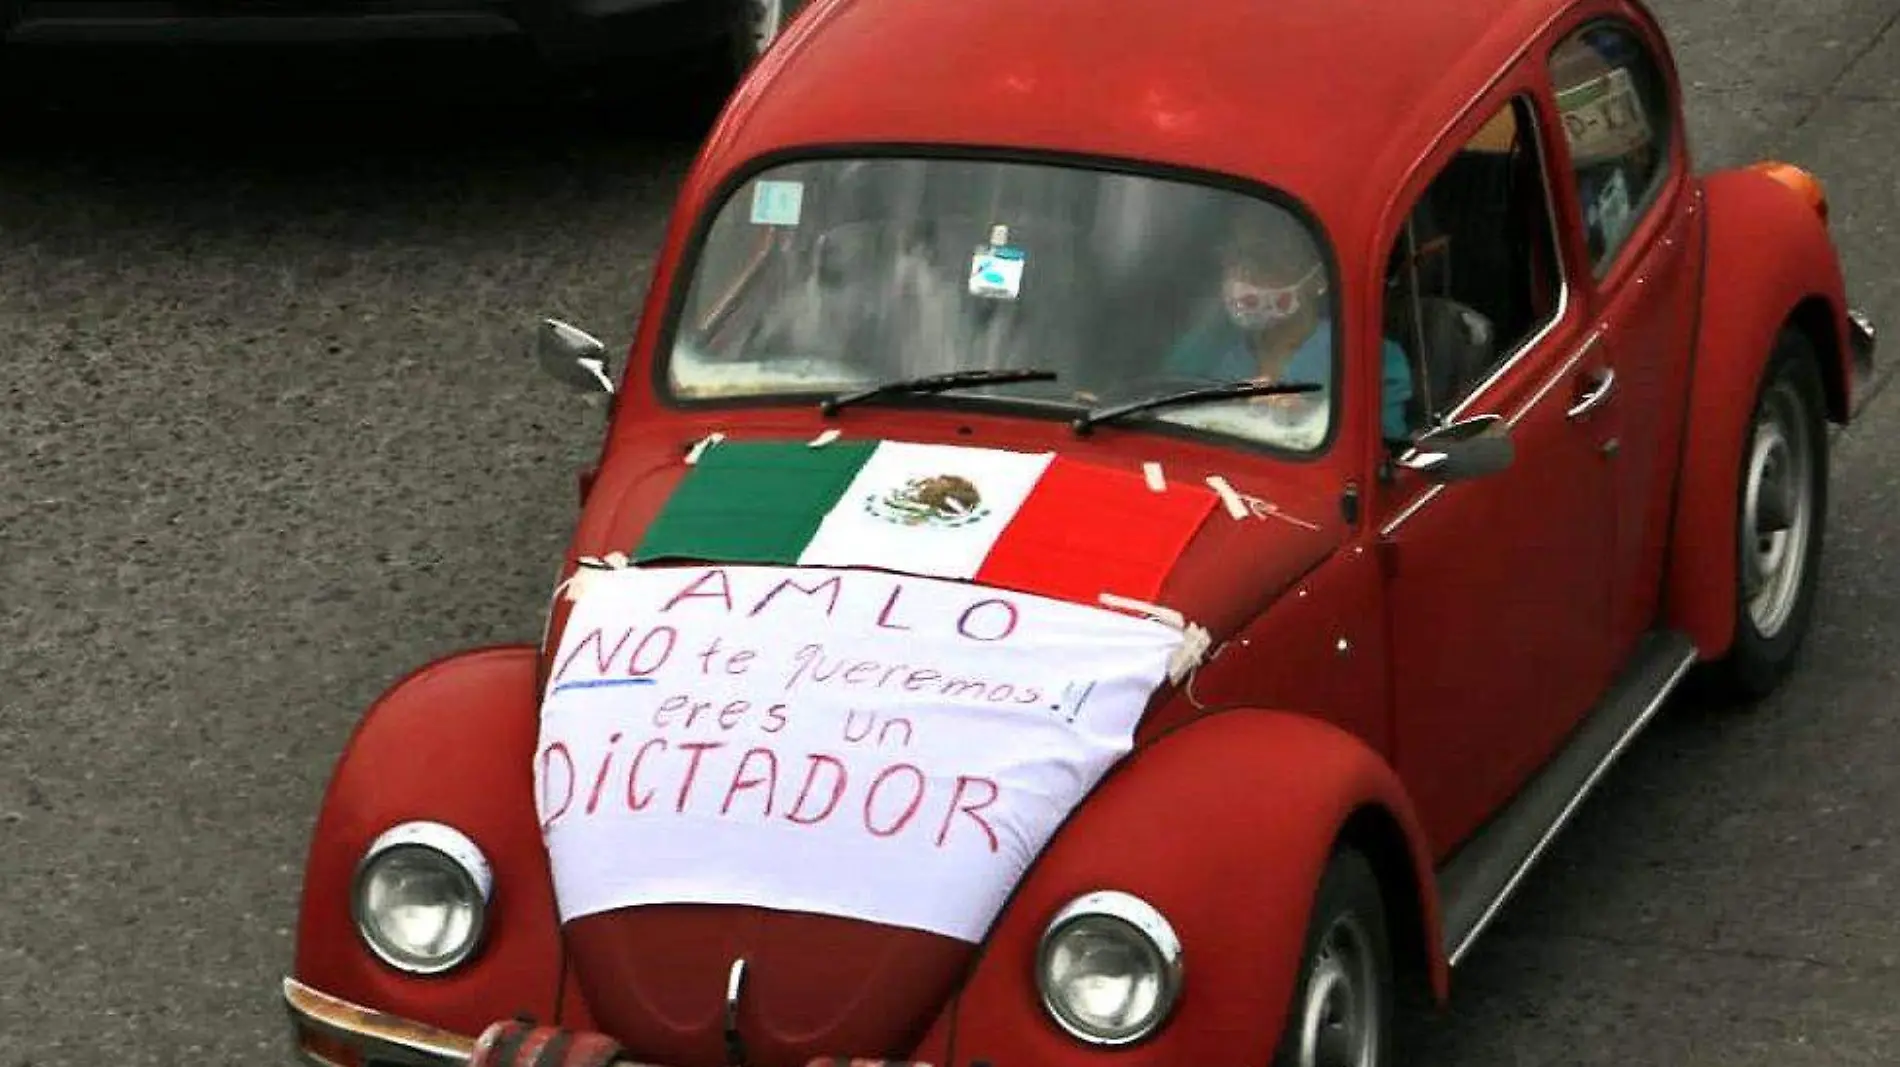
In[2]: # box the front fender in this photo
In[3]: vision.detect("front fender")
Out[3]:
[911,709,1443,1067]
[1665,167,1853,656]
[290,644,596,1045]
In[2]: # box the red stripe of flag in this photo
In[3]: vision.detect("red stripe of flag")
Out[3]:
[974,457,1218,605]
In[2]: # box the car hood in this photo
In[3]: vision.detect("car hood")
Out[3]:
[538,431,1345,1066]
[549,434,1345,654]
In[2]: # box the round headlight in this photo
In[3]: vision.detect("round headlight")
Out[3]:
[1036,891,1183,1045]
[351,822,493,975]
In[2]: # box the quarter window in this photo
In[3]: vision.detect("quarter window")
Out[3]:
[1549,20,1674,271]
[1381,96,1563,434]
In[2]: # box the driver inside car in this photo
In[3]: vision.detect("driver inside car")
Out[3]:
[1164,214,1415,441]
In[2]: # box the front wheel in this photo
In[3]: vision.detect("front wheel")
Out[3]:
[1700,327,1829,702]
[1271,846,1395,1067]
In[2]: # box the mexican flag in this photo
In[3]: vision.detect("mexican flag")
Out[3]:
[633,437,1217,605]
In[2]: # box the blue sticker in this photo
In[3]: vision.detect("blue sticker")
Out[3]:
[750,180,804,226]
[969,245,1026,299]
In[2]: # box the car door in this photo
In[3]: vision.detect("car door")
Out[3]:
[1374,86,1623,857]
[1545,12,1702,661]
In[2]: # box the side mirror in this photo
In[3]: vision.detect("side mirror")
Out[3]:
[1397,413,1514,483]
[535,318,616,395]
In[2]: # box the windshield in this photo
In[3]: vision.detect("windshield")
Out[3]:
[664,156,1342,452]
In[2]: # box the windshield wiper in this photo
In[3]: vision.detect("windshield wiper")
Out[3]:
[1070,379,1323,435]
[819,367,1058,415]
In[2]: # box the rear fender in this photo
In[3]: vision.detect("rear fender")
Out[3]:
[290,645,595,1044]
[1666,167,1853,657]
[910,710,1443,1067]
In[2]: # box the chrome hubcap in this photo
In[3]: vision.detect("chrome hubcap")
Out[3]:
[1293,914,1381,1067]
[1741,379,1814,638]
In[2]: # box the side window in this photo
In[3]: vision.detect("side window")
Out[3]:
[1382,96,1563,433]
[1549,20,1674,271]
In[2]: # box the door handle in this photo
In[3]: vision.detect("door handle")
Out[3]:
[1566,367,1616,419]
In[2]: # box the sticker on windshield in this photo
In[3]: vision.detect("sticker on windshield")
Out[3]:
[750,180,805,227]
[969,245,1026,300]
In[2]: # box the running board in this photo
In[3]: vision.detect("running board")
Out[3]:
[1436,629,1699,967]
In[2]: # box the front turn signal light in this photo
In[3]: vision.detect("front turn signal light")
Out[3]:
[1749,160,1829,225]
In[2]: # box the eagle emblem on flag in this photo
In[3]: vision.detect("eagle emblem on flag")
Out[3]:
[864,473,989,528]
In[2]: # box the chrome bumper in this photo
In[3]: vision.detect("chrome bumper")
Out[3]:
[283,976,474,1066]
[1849,307,1877,418]
[282,977,931,1067]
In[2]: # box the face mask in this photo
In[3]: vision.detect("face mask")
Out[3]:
[1223,266,1319,330]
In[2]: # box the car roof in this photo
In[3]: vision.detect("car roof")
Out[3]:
[689,0,1601,247]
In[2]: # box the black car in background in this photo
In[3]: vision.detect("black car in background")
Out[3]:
[0,0,803,94]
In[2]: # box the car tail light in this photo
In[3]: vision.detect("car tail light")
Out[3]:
[1748,160,1829,225]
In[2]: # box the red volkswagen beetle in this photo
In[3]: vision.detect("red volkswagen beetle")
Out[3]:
[280,0,1877,1063]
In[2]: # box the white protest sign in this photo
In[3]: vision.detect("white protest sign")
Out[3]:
[534,563,1185,943]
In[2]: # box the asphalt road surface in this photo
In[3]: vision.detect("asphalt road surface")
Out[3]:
[1,1,1896,1063]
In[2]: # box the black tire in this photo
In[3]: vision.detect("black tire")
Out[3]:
[1698,327,1830,703]
[1270,846,1395,1067]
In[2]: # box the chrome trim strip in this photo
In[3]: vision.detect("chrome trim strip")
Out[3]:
[1450,279,1573,433]
[1378,482,1445,537]
[1447,645,1699,968]
[1506,328,1599,430]
[1379,94,1574,539]
[282,976,475,1065]
[1440,100,1574,430]
[1375,315,1580,535]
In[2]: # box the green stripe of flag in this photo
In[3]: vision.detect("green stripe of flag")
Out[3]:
[633,438,878,564]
